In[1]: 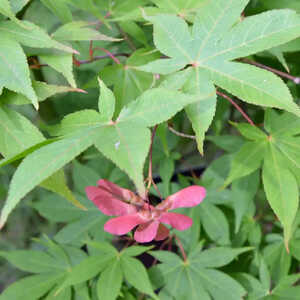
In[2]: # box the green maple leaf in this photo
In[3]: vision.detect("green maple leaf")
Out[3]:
[139,0,300,152]
[0,238,88,300]
[149,247,251,300]
[224,109,300,250]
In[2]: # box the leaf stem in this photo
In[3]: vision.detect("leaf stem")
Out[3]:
[167,124,196,140]
[216,90,255,126]
[29,53,129,69]
[174,235,187,261]
[92,47,121,64]
[241,58,300,84]
[146,125,163,199]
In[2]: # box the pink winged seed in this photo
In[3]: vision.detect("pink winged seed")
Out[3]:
[85,186,137,216]
[104,214,145,235]
[134,221,160,243]
[159,212,193,231]
[86,180,206,243]
[165,186,206,210]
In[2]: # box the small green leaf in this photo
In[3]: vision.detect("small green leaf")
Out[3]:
[0,250,64,273]
[33,194,89,223]
[232,122,267,141]
[51,110,105,137]
[45,286,72,300]
[40,169,86,210]
[41,0,72,23]
[198,202,230,246]
[263,239,291,283]
[122,246,153,257]
[0,20,78,54]
[121,256,157,299]
[265,109,300,137]
[192,269,246,300]
[204,60,300,116]
[2,81,85,106]
[231,171,260,233]
[189,247,253,268]
[262,144,299,250]
[40,54,76,88]
[52,21,120,41]
[259,256,271,291]
[184,68,217,154]
[98,78,115,122]
[54,213,104,245]
[214,10,300,61]
[118,88,204,126]
[94,123,150,197]
[0,107,44,157]
[0,36,38,108]
[0,273,64,300]
[58,254,114,290]
[224,140,266,187]
[97,260,123,300]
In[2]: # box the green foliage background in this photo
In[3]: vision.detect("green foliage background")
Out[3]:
[1,0,300,299]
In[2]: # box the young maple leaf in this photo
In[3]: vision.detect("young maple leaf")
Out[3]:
[86,179,206,243]
[138,0,300,152]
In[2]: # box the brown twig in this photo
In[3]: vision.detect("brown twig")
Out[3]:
[167,124,196,140]
[93,47,121,64]
[29,53,129,69]
[146,125,163,199]
[216,90,255,126]
[174,235,187,261]
[89,11,111,60]
[241,58,300,84]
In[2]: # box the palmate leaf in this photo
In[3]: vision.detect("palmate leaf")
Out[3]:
[225,110,300,248]
[0,239,87,300]
[1,82,198,225]
[94,87,201,196]
[150,248,249,300]
[139,1,300,151]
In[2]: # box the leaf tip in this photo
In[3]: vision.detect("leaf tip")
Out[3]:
[76,88,88,94]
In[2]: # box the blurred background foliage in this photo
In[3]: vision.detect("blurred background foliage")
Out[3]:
[1,0,300,298]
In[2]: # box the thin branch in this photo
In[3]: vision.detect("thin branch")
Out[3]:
[146,125,163,199]
[241,58,300,84]
[216,90,255,126]
[29,53,129,69]
[174,235,187,261]
[93,47,121,64]
[89,11,111,60]
[167,124,196,140]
